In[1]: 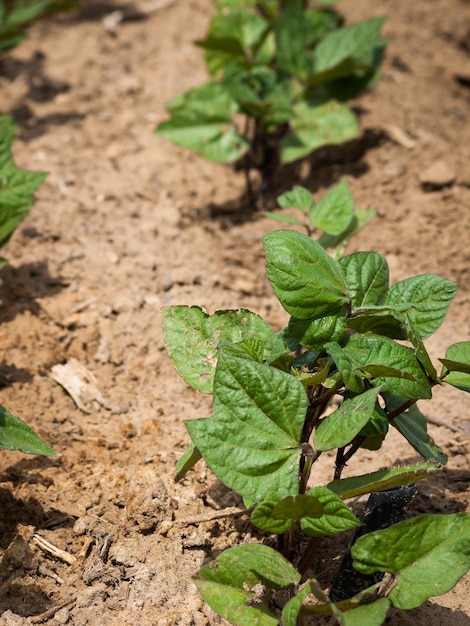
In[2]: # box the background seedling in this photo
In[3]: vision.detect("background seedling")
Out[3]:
[156,0,386,202]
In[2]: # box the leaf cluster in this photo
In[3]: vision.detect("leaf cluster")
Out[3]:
[155,0,386,192]
[164,227,470,625]
[0,0,75,51]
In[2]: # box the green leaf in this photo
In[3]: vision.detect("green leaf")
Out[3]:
[301,487,360,537]
[339,251,389,307]
[163,306,282,393]
[318,207,375,250]
[288,313,347,351]
[342,334,432,399]
[311,17,386,80]
[309,181,355,236]
[195,544,300,626]
[351,513,470,610]
[155,82,249,163]
[175,443,202,480]
[274,0,311,78]
[333,598,390,626]
[347,305,406,339]
[0,115,47,248]
[280,99,359,164]
[271,494,323,520]
[282,582,313,626]
[251,499,291,534]
[185,352,307,504]
[263,230,348,320]
[261,212,303,226]
[325,341,364,393]
[392,408,448,464]
[383,274,457,339]
[440,342,470,392]
[327,461,440,500]
[277,185,313,212]
[0,405,56,456]
[315,387,381,451]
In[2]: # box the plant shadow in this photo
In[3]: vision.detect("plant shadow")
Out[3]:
[0,260,67,324]
[207,127,388,225]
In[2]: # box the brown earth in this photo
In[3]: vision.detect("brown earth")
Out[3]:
[0,0,469,624]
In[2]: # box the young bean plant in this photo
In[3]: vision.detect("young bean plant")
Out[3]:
[0,114,55,456]
[155,0,386,199]
[164,227,470,625]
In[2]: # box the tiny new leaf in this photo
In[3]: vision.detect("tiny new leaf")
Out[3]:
[351,513,470,610]
[308,180,355,236]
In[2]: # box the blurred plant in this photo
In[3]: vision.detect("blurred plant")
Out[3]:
[264,180,375,257]
[156,0,386,200]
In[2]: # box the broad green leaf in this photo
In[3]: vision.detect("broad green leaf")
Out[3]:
[392,409,448,464]
[359,406,389,451]
[185,352,307,504]
[195,544,300,626]
[156,82,249,163]
[280,99,359,164]
[288,313,347,351]
[342,334,432,399]
[301,487,360,537]
[263,230,348,319]
[271,494,323,520]
[309,181,355,236]
[339,251,389,307]
[311,17,386,80]
[383,274,457,339]
[163,306,282,393]
[351,513,470,610]
[0,405,56,456]
[175,443,202,480]
[277,185,313,212]
[0,115,47,248]
[333,598,390,626]
[315,387,381,451]
[358,364,416,381]
[440,342,470,392]
[328,462,440,500]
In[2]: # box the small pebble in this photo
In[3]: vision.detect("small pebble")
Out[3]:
[419,161,455,190]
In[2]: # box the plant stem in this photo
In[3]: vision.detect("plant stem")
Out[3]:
[297,536,321,577]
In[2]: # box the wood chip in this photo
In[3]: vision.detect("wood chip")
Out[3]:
[385,125,416,148]
[51,358,113,413]
[30,596,76,624]
[32,534,77,565]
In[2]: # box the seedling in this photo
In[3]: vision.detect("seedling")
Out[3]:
[164,229,470,625]
[156,0,386,199]
[264,180,376,256]
[0,0,75,51]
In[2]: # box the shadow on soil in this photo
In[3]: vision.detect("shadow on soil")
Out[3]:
[207,127,388,224]
[0,261,67,324]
